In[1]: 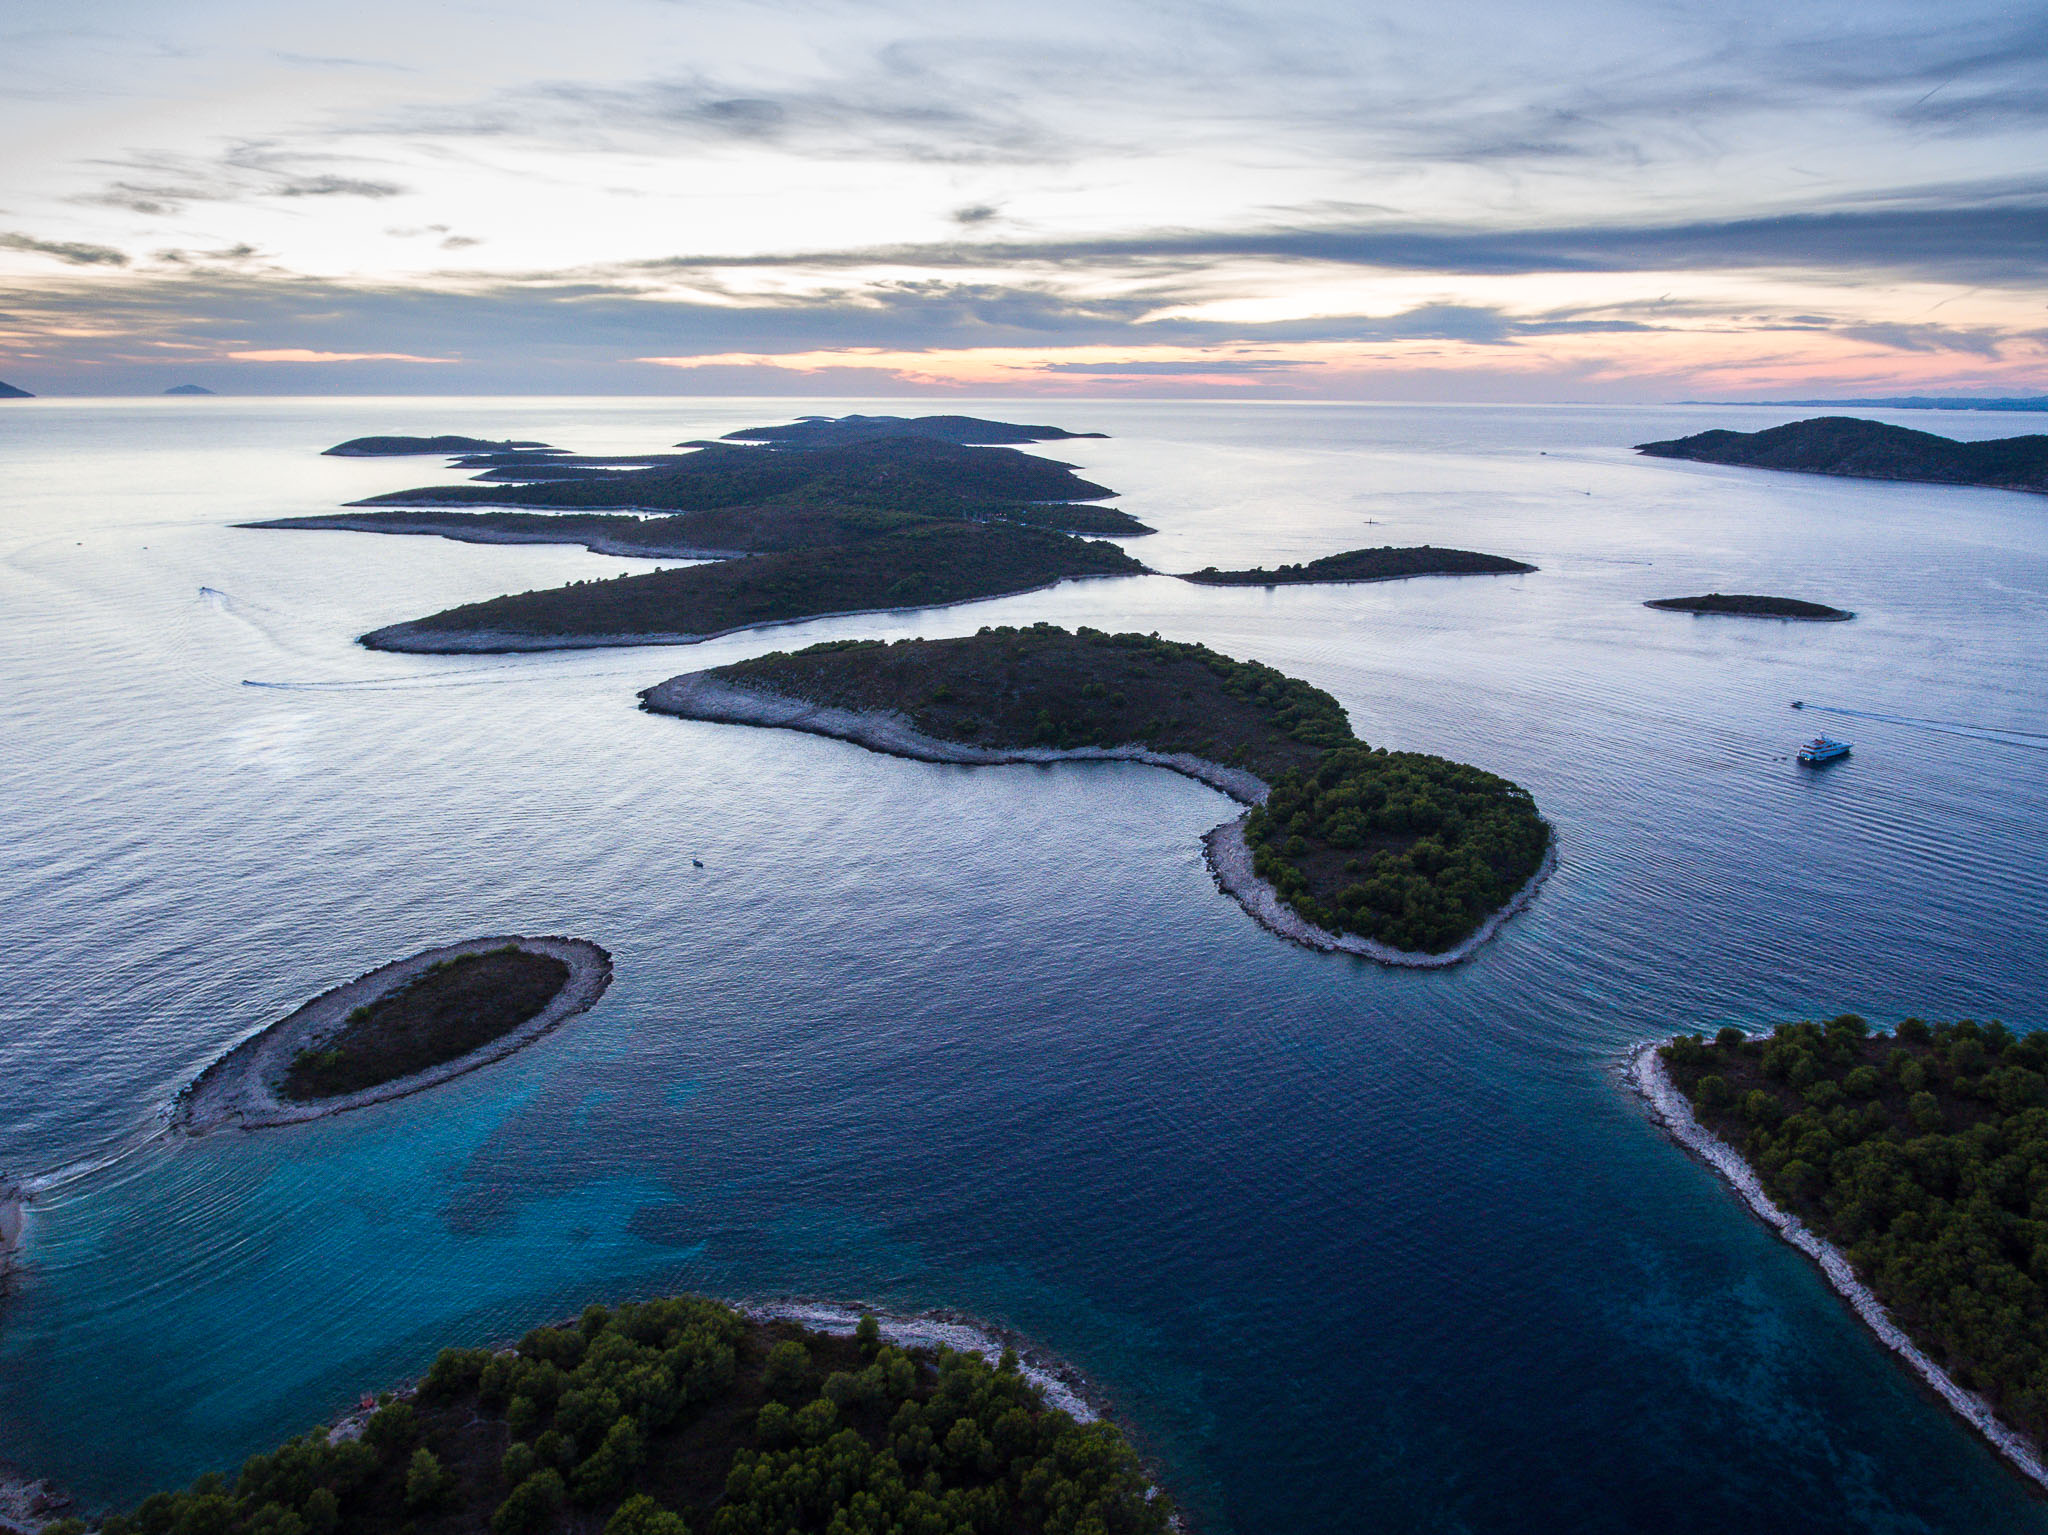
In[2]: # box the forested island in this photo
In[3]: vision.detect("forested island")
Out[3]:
[349,436,1120,515]
[57,1298,1169,1535]
[1636,416,2048,494]
[324,436,557,457]
[360,523,1145,653]
[1646,1017,2048,1482]
[643,624,1550,959]
[1182,546,1534,586]
[1643,593,1853,620]
[175,937,611,1131]
[713,414,1109,448]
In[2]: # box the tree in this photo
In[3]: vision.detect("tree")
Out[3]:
[405,1448,453,1511]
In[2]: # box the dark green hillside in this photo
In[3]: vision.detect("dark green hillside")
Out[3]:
[355,437,1117,512]
[79,1299,1169,1535]
[1184,546,1534,585]
[712,624,1353,780]
[363,524,1144,649]
[1659,1016,2048,1444]
[1636,416,2048,493]
[1244,747,1549,953]
[717,414,1109,448]
[325,436,555,456]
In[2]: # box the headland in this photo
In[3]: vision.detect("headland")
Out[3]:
[1636,416,2048,494]
[642,626,1550,960]
[173,935,610,1132]
[68,1295,1171,1535]
[323,436,556,457]
[1634,1018,2048,1491]
[358,522,1145,653]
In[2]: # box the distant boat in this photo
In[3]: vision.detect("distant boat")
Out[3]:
[1798,736,1851,765]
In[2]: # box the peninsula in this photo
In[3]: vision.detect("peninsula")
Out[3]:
[0,381,31,399]
[1638,1017,2048,1489]
[174,936,611,1131]
[82,1297,1170,1535]
[1636,416,2048,494]
[1183,545,1535,585]
[642,625,1551,960]
[324,435,556,457]
[1644,593,1853,620]
[361,522,1146,652]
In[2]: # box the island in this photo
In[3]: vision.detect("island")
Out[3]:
[362,523,1147,653]
[162,385,215,396]
[324,436,557,457]
[349,434,1122,513]
[1635,1017,2048,1490]
[70,1297,1169,1535]
[1182,545,1535,586]
[1635,416,2048,494]
[642,625,1552,962]
[1643,593,1853,621]
[0,380,31,399]
[714,413,1110,448]
[173,936,612,1131]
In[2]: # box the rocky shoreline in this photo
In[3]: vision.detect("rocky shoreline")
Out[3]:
[642,673,1545,966]
[1203,817,1555,967]
[173,936,611,1132]
[1627,1041,2048,1491]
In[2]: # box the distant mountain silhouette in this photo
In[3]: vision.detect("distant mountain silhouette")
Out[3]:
[163,384,216,395]
[0,380,31,398]
[1637,416,2048,494]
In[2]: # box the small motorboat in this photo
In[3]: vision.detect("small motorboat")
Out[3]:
[1797,735,1851,765]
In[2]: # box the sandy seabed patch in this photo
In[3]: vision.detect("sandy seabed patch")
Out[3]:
[1628,1041,2048,1490]
[173,935,611,1133]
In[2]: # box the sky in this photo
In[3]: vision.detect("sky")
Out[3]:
[1,0,2044,398]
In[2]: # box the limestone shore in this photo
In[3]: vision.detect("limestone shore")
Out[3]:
[1628,1041,2048,1491]
[642,672,1546,967]
[173,935,611,1133]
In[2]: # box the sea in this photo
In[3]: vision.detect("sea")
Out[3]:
[1,397,2044,1534]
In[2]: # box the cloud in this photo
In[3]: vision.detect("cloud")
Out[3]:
[1,231,128,266]
[78,145,407,215]
[621,201,2048,287]
[1839,323,2006,356]
[226,348,454,362]
[1035,358,1304,374]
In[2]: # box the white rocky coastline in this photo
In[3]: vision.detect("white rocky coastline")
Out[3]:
[1202,816,1556,968]
[173,935,611,1133]
[742,1300,1105,1426]
[641,673,1547,967]
[1627,1040,2048,1491]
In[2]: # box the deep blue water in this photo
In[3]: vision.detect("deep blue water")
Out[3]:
[1,397,2045,1533]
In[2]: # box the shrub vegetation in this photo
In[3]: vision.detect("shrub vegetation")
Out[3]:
[1659,1015,2048,1443]
[1183,545,1533,586]
[91,1299,1171,1535]
[282,947,569,1101]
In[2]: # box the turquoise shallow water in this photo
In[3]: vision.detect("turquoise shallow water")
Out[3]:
[1,397,2045,1532]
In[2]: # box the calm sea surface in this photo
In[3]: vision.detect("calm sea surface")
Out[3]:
[1,397,2045,1533]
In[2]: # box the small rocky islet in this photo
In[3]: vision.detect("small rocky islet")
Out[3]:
[1644,593,1853,621]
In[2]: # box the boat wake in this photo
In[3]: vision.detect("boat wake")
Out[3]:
[1792,701,2048,751]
